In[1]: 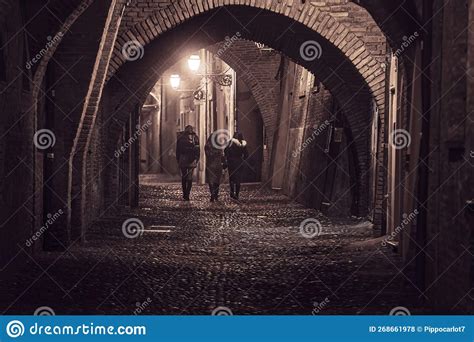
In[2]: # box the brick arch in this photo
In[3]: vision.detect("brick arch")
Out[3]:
[97,6,377,218]
[104,40,279,158]
[105,5,384,134]
[206,41,278,139]
[65,1,392,234]
[109,2,385,109]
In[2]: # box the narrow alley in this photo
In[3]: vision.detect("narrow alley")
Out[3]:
[1,181,421,315]
[0,0,472,316]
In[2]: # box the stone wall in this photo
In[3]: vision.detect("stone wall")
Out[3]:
[280,64,356,216]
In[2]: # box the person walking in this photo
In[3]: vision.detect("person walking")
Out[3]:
[176,125,200,201]
[205,131,227,202]
[225,132,248,200]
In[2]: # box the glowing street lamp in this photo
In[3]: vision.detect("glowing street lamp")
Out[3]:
[170,74,181,90]
[187,54,201,72]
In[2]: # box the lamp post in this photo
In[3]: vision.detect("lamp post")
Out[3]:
[169,54,233,91]
[169,74,181,90]
[187,54,201,72]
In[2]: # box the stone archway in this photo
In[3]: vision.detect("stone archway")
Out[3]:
[0,0,391,235]
[62,1,389,234]
[100,6,380,208]
[109,2,385,106]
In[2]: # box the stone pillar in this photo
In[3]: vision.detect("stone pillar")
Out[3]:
[68,0,125,241]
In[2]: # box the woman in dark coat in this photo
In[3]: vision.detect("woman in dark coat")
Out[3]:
[176,125,200,201]
[224,132,248,200]
[205,131,226,202]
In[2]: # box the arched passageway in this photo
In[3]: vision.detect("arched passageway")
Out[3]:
[89,6,383,228]
[137,49,266,183]
[0,0,471,315]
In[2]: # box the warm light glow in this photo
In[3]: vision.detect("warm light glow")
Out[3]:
[187,54,201,72]
[170,74,181,90]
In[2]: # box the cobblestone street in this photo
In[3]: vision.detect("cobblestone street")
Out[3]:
[0,182,423,315]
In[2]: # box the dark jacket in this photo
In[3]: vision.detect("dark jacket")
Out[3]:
[225,138,248,177]
[176,132,200,168]
[205,142,225,184]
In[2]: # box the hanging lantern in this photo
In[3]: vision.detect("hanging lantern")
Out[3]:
[170,74,181,90]
[187,54,201,72]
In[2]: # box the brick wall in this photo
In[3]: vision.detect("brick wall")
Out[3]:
[68,0,125,239]
[48,0,112,243]
[280,65,357,216]
[117,0,386,61]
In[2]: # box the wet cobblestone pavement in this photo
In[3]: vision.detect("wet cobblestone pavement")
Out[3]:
[0,183,424,315]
